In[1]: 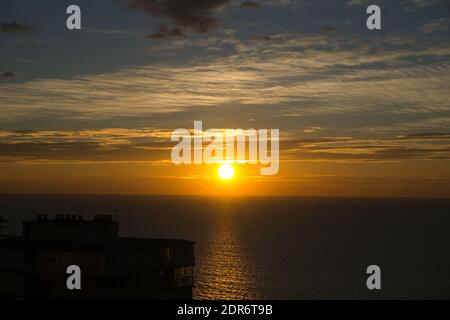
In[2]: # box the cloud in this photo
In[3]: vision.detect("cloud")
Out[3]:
[240,1,260,9]
[1,33,449,127]
[347,0,363,6]
[1,72,15,79]
[303,127,322,133]
[420,18,450,34]
[320,26,340,33]
[358,117,450,135]
[284,134,450,162]
[398,133,450,140]
[264,0,308,7]
[146,26,185,39]
[405,0,444,9]
[0,22,33,33]
[0,128,175,164]
[0,141,170,164]
[117,0,231,33]
[0,128,449,164]
[346,0,445,10]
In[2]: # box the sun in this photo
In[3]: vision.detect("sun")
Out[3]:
[218,164,234,180]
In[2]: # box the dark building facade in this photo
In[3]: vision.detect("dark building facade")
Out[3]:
[0,215,195,299]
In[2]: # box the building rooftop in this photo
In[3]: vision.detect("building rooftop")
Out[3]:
[1,214,195,249]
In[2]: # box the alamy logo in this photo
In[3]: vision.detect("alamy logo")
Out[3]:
[66,265,81,290]
[66,5,81,30]
[366,265,381,290]
[366,5,381,30]
[171,121,279,175]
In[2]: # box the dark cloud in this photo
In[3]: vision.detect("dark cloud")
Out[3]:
[286,146,450,162]
[282,134,450,162]
[0,141,169,162]
[13,130,38,134]
[1,72,15,79]
[398,133,450,140]
[249,34,286,43]
[8,130,39,137]
[1,131,449,164]
[240,1,260,8]
[0,22,33,33]
[146,26,185,39]
[118,0,231,33]
[250,35,272,41]
[321,26,340,32]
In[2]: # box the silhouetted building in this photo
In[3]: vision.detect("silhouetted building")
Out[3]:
[0,216,11,239]
[0,215,195,299]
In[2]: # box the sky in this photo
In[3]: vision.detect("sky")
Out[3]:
[0,0,449,197]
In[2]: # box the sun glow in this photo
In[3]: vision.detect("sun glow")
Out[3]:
[218,164,234,180]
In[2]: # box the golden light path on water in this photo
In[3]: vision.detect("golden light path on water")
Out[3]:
[193,202,260,300]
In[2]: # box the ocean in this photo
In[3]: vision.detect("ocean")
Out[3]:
[1,194,449,299]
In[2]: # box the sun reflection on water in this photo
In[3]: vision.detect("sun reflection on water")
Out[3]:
[193,203,260,300]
